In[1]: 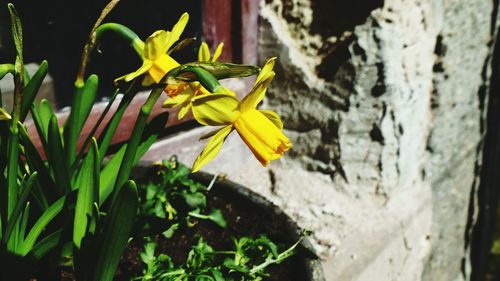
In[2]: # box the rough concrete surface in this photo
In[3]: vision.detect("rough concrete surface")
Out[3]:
[144,0,499,280]
[243,0,497,280]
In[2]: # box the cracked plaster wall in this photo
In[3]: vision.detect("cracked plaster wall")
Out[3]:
[228,0,500,280]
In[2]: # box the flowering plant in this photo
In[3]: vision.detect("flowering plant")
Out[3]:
[0,2,294,280]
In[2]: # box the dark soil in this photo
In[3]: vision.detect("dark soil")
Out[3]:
[34,180,310,281]
[114,184,308,280]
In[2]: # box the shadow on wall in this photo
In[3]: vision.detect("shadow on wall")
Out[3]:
[310,0,384,37]
[309,0,384,79]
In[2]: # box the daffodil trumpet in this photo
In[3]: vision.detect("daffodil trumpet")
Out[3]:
[190,57,291,172]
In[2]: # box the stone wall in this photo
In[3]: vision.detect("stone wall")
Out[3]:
[240,0,499,280]
[144,0,499,279]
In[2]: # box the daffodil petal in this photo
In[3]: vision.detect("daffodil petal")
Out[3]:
[198,42,210,62]
[234,109,291,166]
[162,89,194,108]
[199,126,226,140]
[211,42,224,62]
[239,71,275,112]
[144,30,170,60]
[142,74,155,86]
[192,125,233,172]
[256,57,277,84]
[148,54,180,83]
[192,93,241,126]
[214,87,237,97]
[122,60,154,82]
[178,103,192,119]
[259,109,283,129]
[166,13,189,50]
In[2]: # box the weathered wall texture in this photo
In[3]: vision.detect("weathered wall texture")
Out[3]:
[230,0,499,280]
[149,0,499,279]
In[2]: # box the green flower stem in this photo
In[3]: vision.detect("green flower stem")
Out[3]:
[73,88,119,169]
[76,0,120,86]
[95,23,145,58]
[177,67,223,93]
[111,87,163,204]
[97,81,139,162]
[6,3,25,220]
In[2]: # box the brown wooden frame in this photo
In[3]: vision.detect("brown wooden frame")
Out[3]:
[27,0,260,155]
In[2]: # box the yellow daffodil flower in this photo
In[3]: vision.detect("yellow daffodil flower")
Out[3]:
[190,57,291,172]
[162,42,225,119]
[115,13,189,86]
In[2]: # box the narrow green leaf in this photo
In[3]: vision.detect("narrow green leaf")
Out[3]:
[3,172,37,245]
[29,229,63,261]
[65,75,98,168]
[48,114,71,193]
[30,103,48,153]
[6,126,19,219]
[73,138,99,249]
[20,60,48,122]
[91,180,138,281]
[74,88,119,167]
[18,123,53,207]
[18,202,30,249]
[97,88,135,161]
[31,99,56,151]
[112,88,162,204]
[21,195,67,255]
[99,112,168,204]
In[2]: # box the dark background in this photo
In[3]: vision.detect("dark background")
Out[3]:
[0,0,203,106]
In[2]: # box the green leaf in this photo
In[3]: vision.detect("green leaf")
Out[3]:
[175,62,260,81]
[17,202,30,252]
[111,88,162,204]
[205,210,226,228]
[188,209,226,228]
[3,172,37,246]
[29,229,63,261]
[65,75,98,168]
[184,192,206,208]
[30,102,48,153]
[21,194,67,255]
[73,138,100,249]
[90,180,138,281]
[211,270,224,281]
[99,112,168,204]
[74,89,119,167]
[18,123,53,208]
[97,89,135,161]
[6,126,19,220]
[30,99,56,155]
[20,60,48,121]
[48,114,71,193]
